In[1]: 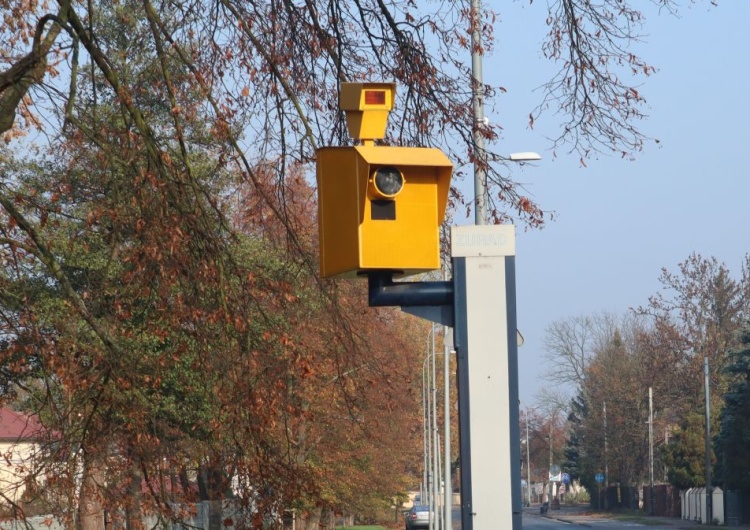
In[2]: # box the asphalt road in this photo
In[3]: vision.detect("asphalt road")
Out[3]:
[522,505,720,530]
[440,505,707,530]
[523,511,674,529]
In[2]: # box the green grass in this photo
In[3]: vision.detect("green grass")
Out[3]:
[608,513,670,526]
[607,511,726,529]
[335,526,388,530]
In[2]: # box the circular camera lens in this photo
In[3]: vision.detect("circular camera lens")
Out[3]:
[373,166,404,197]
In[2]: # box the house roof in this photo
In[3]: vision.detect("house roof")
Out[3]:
[0,408,45,441]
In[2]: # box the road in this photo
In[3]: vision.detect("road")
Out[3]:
[522,512,676,529]
[444,506,698,530]
[520,505,711,530]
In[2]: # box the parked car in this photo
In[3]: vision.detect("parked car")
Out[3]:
[405,505,431,530]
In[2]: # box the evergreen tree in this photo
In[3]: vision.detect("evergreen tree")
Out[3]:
[562,392,587,486]
[716,323,750,490]
[662,411,713,489]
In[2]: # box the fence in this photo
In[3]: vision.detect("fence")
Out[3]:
[0,501,266,530]
[680,487,724,524]
[603,484,638,510]
[725,489,750,526]
[642,484,681,517]
[0,516,65,530]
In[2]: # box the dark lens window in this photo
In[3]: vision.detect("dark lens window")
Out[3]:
[371,200,396,220]
[373,166,403,196]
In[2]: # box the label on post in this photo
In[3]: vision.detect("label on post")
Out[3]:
[451,225,515,258]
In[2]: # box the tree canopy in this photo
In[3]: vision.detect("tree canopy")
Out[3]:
[0,0,726,526]
[546,254,749,496]
[716,323,750,491]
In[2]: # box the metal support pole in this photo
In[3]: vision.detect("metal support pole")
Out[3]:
[432,330,439,530]
[548,414,554,506]
[526,408,532,508]
[423,352,434,524]
[705,357,712,524]
[649,387,654,515]
[422,355,429,506]
[444,335,452,530]
[604,401,609,510]
[547,409,557,510]
[471,0,487,225]
[436,432,443,530]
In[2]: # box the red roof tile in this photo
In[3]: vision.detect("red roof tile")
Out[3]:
[0,408,45,441]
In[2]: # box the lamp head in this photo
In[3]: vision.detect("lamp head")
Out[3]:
[509,152,542,162]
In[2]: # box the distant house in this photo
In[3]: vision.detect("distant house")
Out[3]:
[0,408,45,505]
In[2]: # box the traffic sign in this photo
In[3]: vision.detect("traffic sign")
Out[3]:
[549,464,562,482]
[595,472,605,483]
[562,473,571,485]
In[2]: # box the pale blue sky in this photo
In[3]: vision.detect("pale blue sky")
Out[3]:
[468,2,750,405]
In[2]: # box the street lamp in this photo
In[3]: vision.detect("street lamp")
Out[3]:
[509,152,542,163]
[526,408,532,508]
[443,341,452,530]
[704,358,712,524]
[470,0,541,225]
[470,0,487,226]
[422,325,444,530]
[421,353,430,508]
[421,348,434,511]
[549,414,553,505]
[472,147,543,225]
[430,327,439,530]
[648,387,654,516]
[421,324,453,530]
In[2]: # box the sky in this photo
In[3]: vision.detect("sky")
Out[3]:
[464,1,750,406]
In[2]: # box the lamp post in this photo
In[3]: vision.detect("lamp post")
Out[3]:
[549,413,553,504]
[471,0,487,225]
[648,387,654,515]
[526,408,532,507]
[470,3,540,225]
[431,327,440,530]
[443,337,452,530]
[421,324,453,530]
[422,352,432,512]
[704,357,712,524]
[423,325,446,530]
[603,401,609,510]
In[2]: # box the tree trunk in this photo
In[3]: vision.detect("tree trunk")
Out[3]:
[78,451,105,530]
[208,500,223,530]
[125,458,143,530]
[300,507,320,530]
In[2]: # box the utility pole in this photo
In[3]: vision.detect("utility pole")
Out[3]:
[422,351,429,507]
[471,0,487,225]
[423,348,434,529]
[548,415,553,504]
[649,387,654,515]
[603,401,609,510]
[704,357,712,524]
[526,408,532,507]
[444,333,452,530]
[431,329,440,530]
